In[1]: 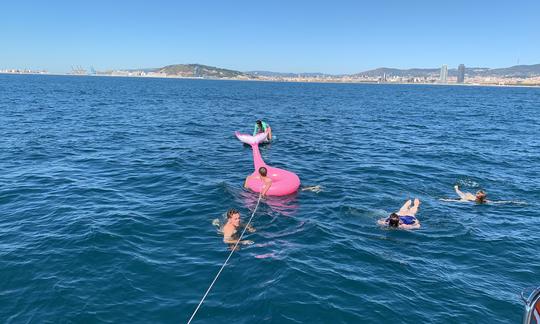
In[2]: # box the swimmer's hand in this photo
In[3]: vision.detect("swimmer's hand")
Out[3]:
[246,224,256,233]
[241,240,254,245]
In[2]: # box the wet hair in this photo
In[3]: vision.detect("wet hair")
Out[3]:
[476,190,487,203]
[388,213,400,228]
[226,208,239,219]
[258,167,267,177]
[256,120,264,131]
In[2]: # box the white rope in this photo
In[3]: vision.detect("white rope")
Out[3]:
[187,194,263,324]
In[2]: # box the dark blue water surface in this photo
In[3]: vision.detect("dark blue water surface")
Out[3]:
[1,74,539,323]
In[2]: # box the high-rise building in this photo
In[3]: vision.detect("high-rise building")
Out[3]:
[457,64,465,83]
[440,65,448,83]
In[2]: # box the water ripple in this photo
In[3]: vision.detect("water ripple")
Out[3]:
[1,75,539,323]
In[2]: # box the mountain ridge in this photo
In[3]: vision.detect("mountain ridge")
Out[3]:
[153,64,248,78]
[246,64,540,78]
[120,63,540,78]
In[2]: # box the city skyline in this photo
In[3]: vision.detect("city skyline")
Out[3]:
[439,65,448,83]
[457,64,466,83]
[5,62,538,77]
[1,1,539,74]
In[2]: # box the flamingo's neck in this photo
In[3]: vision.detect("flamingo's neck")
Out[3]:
[251,143,266,170]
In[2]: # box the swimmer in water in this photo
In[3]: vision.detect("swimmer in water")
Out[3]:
[454,185,488,204]
[378,198,421,230]
[222,208,255,247]
[244,166,272,197]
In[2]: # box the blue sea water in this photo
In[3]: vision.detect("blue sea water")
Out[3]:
[0,74,539,323]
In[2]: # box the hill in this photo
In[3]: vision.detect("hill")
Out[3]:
[109,63,540,80]
[354,64,540,78]
[156,64,247,78]
[355,67,441,78]
[476,64,540,77]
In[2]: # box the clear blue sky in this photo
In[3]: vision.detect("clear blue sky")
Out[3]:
[1,0,538,74]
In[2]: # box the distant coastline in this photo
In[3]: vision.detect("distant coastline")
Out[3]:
[2,67,540,88]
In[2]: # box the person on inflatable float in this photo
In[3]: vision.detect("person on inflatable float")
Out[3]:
[378,198,422,230]
[253,120,272,142]
[244,167,272,197]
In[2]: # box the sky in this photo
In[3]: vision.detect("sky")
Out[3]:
[1,0,539,74]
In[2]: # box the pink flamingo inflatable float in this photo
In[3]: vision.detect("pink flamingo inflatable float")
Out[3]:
[235,131,300,196]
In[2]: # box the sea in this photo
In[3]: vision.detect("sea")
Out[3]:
[1,74,539,323]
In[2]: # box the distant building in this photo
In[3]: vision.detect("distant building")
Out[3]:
[440,65,448,83]
[457,64,465,83]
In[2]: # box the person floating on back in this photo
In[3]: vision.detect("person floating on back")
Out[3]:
[222,208,255,247]
[244,166,272,198]
[253,119,272,142]
[378,198,422,230]
[454,185,488,204]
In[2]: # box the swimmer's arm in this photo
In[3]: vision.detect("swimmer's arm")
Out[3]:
[454,185,472,201]
[261,179,272,197]
[223,227,253,244]
[266,127,272,140]
[224,237,253,245]
[223,233,253,245]
[244,175,252,188]
[223,236,237,244]
[224,237,252,244]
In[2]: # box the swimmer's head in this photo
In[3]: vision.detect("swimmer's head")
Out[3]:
[226,208,241,226]
[475,190,487,203]
[388,213,400,228]
[256,120,263,127]
[258,167,267,177]
[227,208,240,219]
